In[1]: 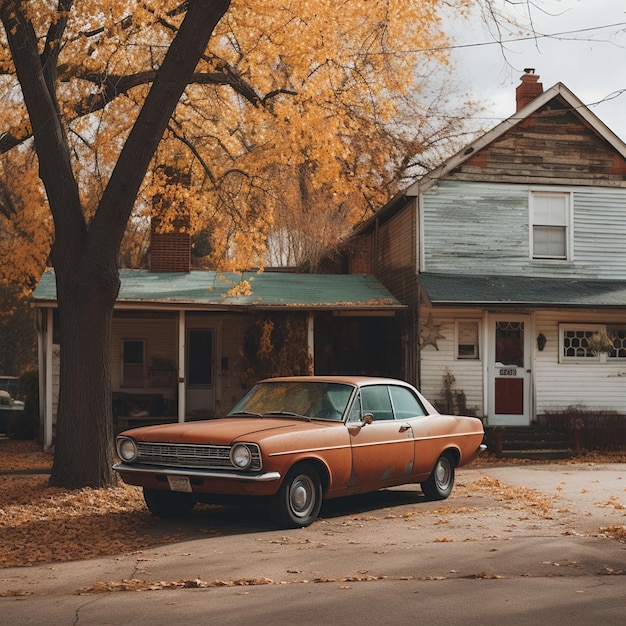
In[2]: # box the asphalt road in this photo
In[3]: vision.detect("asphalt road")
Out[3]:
[1,463,625,625]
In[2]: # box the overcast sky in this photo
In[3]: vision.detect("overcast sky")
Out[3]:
[446,0,626,141]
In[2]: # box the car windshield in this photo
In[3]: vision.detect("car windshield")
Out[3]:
[0,377,19,399]
[228,381,354,421]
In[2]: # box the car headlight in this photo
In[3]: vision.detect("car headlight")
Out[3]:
[117,437,138,463]
[230,443,253,470]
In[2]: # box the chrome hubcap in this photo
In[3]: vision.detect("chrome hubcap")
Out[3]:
[436,459,451,487]
[289,475,314,517]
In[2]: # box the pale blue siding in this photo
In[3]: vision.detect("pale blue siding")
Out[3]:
[422,180,626,279]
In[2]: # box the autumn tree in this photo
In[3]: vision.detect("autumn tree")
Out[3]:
[1,0,232,487]
[0,152,52,374]
[0,0,539,488]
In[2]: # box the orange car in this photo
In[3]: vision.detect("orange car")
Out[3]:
[114,376,485,527]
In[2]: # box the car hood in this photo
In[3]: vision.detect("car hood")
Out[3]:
[121,416,340,445]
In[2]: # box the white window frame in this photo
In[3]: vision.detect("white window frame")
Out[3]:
[455,320,480,360]
[529,190,573,261]
[559,324,626,363]
[607,325,626,360]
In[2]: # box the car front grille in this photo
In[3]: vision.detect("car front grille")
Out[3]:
[135,442,262,471]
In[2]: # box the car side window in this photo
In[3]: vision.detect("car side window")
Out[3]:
[360,385,394,421]
[389,385,428,419]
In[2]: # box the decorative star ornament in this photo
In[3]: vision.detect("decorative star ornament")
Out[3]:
[420,314,445,350]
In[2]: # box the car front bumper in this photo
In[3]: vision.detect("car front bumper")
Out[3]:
[113,462,281,483]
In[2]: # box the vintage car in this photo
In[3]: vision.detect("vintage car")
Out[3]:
[114,376,485,527]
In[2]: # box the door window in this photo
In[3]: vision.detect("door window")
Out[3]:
[495,321,524,367]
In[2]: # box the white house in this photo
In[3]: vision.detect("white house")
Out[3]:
[341,71,626,438]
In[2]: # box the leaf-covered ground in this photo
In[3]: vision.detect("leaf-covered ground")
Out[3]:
[1,439,624,569]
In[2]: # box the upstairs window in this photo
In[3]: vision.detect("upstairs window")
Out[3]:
[530,191,571,260]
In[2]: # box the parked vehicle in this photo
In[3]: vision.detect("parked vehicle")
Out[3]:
[114,376,486,527]
[0,376,24,434]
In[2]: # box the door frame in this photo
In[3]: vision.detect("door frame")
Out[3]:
[485,312,534,426]
[184,317,220,418]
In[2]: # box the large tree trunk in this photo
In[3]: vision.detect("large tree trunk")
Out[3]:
[2,0,231,488]
[50,266,118,487]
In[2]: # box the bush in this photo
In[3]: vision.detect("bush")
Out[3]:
[539,405,626,449]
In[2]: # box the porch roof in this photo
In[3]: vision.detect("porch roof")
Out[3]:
[418,273,626,308]
[32,268,405,312]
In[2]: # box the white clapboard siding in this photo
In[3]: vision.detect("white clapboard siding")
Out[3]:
[419,311,485,415]
[534,310,626,413]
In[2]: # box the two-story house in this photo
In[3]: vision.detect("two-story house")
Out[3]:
[343,70,626,434]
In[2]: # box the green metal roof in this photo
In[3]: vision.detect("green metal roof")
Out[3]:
[32,268,404,311]
[419,273,626,308]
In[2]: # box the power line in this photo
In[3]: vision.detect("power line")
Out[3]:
[410,21,626,54]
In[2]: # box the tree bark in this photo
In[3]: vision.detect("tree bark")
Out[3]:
[50,279,116,487]
[1,0,231,488]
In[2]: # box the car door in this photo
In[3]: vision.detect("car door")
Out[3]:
[347,384,414,489]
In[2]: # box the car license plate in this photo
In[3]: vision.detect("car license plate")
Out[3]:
[167,475,192,493]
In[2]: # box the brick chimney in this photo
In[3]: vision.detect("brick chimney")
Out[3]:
[150,218,191,273]
[516,68,543,111]
[149,163,192,273]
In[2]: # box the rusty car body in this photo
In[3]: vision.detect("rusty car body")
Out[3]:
[113,376,485,527]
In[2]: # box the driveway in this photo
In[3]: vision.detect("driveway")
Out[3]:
[1,462,625,625]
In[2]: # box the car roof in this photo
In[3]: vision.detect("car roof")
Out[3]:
[258,375,413,387]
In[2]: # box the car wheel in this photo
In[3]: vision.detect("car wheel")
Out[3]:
[143,487,196,518]
[270,463,322,528]
[420,452,455,500]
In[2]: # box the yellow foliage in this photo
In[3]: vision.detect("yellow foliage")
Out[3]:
[0,0,489,275]
[0,153,52,303]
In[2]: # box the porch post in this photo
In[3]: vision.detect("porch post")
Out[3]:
[177,310,186,422]
[307,313,315,374]
[44,308,54,451]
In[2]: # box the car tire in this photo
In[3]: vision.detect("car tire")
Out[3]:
[270,463,322,528]
[143,487,196,518]
[420,452,455,500]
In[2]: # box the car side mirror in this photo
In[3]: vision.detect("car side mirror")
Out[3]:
[362,413,374,425]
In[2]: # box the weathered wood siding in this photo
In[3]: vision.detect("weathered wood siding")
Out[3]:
[534,310,626,414]
[347,234,373,274]
[447,98,626,186]
[375,200,417,296]
[372,200,421,384]
[422,180,626,279]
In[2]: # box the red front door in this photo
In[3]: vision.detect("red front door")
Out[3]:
[488,316,532,426]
